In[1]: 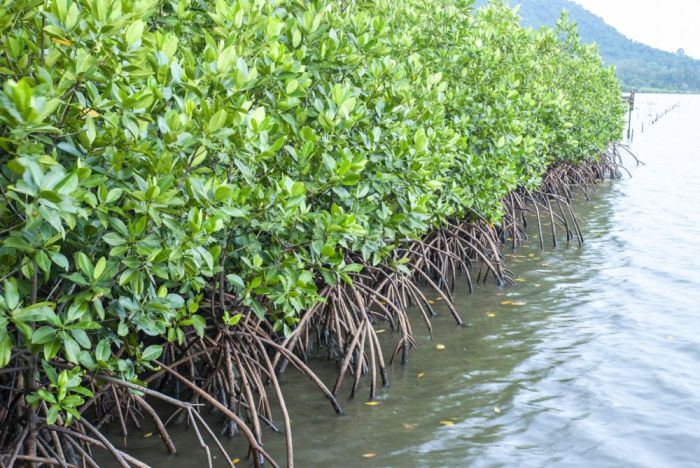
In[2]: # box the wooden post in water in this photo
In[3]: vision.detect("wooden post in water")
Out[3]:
[623,91,635,140]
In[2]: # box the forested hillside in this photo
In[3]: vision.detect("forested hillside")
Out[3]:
[475,0,700,92]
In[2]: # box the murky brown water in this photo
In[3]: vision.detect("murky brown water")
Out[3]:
[104,94,700,467]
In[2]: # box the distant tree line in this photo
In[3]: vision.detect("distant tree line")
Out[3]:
[475,0,700,93]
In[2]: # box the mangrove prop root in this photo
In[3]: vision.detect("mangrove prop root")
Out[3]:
[275,149,637,405]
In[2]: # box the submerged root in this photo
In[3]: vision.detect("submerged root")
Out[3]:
[0,353,236,468]
[502,146,639,250]
[276,216,513,400]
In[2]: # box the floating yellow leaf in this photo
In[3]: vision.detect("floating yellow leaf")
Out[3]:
[487,312,496,318]
[515,278,526,282]
[375,329,386,334]
[403,423,417,430]
[231,458,241,464]
[365,401,380,406]
[417,372,425,379]
[143,432,153,438]
[500,300,511,305]
[362,453,377,458]
[51,37,72,47]
[439,420,455,426]
[428,300,435,304]
[435,344,445,350]
[494,407,501,414]
[435,297,443,301]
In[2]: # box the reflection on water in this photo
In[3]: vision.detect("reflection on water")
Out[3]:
[108,94,700,467]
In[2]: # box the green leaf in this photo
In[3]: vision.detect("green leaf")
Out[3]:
[93,257,106,280]
[102,232,126,246]
[105,189,123,204]
[46,405,59,425]
[37,389,57,405]
[76,252,94,279]
[31,326,56,344]
[226,274,245,290]
[3,280,20,310]
[96,339,112,363]
[0,334,12,367]
[42,360,58,384]
[125,19,144,46]
[49,252,69,270]
[191,314,206,337]
[208,109,228,133]
[63,336,80,364]
[14,304,59,325]
[35,250,51,273]
[141,344,163,362]
[86,116,96,145]
[70,329,91,348]
[217,45,237,74]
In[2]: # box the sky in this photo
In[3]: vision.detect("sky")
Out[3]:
[573,0,700,59]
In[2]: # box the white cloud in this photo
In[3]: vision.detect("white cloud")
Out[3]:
[572,0,700,59]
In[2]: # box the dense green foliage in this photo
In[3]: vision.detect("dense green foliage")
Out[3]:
[0,0,622,431]
[474,0,700,93]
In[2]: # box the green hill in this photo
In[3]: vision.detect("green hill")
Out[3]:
[474,0,700,92]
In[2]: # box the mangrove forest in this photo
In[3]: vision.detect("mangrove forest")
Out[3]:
[0,0,630,466]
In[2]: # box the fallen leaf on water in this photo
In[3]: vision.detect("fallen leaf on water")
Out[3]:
[362,453,377,459]
[375,329,386,334]
[528,253,535,257]
[143,432,153,438]
[435,344,446,350]
[435,297,443,301]
[439,420,455,426]
[487,312,496,318]
[494,407,501,414]
[232,458,241,464]
[428,300,435,304]
[417,372,425,379]
[365,401,380,406]
[500,300,511,305]
[511,301,526,306]
[403,423,417,430]
[515,278,526,282]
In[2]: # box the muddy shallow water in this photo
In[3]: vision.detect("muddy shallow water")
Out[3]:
[105,94,700,467]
